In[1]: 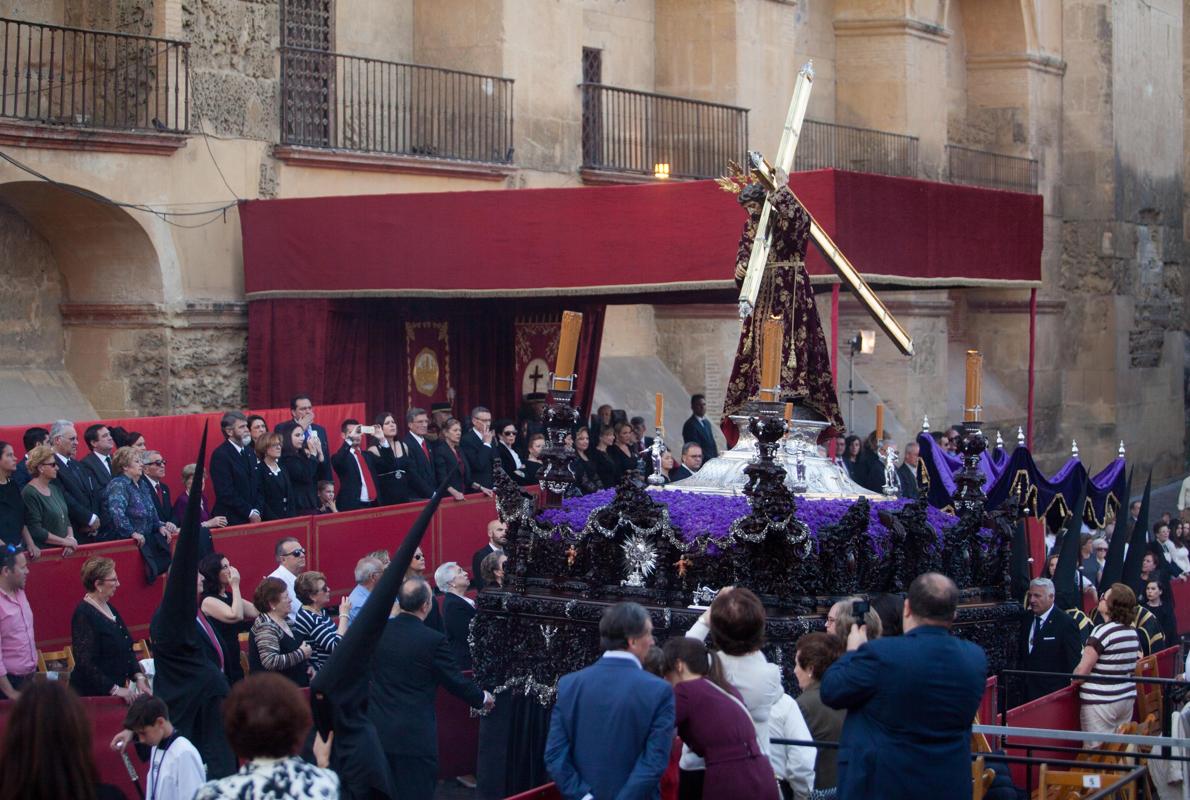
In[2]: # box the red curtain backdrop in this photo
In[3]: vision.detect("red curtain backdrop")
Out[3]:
[249,299,604,423]
[239,170,1043,299]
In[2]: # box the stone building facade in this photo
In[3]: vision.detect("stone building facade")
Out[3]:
[0,0,1185,480]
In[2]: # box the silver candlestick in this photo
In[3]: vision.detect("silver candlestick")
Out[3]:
[647,427,667,486]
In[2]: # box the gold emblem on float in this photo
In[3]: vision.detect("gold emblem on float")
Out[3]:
[413,348,440,396]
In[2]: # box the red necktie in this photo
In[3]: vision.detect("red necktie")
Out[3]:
[353,448,377,502]
[197,614,224,670]
[421,440,431,462]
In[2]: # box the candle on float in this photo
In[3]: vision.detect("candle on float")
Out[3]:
[875,404,884,443]
[964,350,982,422]
[553,311,583,391]
[655,393,664,429]
[783,402,793,422]
[759,316,783,402]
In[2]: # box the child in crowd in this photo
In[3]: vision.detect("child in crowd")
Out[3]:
[111,695,206,800]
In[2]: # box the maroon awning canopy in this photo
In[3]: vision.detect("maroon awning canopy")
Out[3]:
[239,168,1042,299]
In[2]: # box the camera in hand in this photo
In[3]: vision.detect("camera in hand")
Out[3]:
[851,599,870,617]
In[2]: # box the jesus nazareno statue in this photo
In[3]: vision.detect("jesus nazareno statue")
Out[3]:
[721,181,844,447]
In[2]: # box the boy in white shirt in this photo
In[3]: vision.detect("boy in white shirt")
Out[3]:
[111,695,206,800]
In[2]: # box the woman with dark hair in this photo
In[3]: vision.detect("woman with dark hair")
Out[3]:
[870,593,905,637]
[662,637,779,800]
[255,432,294,521]
[841,435,862,481]
[280,426,321,514]
[590,425,619,489]
[124,432,146,452]
[571,427,602,493]
[684,587,783,794]
[794,632,845,792]
[493,419,525,480]
[199,552,257,685]
[246,415,268,448]
[516,433,546,487]
[194,673,338,799]
[480,551,507,589]
[366,411,410,506]
[248,578,312,687]
[1142,579,1178,650]
[433,418,472,500]
[70,556,147,700]
[851,431,885,493]
[1075,583,1142,739]
[0,678,126,800]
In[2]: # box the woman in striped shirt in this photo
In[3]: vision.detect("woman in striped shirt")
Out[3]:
[291,570,350,675]
[1075,583,1142,740]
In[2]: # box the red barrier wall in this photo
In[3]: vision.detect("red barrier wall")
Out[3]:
[29,493,502,648]
[1172,580,1190,638]
[0,403,363,505]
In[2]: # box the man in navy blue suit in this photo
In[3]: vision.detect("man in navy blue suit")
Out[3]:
[681,394,719,461]
[209,411,262,527]
[821,572,987,800]
[402,407,437,500]
[546,602,675,800]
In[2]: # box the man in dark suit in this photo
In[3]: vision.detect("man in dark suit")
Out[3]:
[209,411,262,527]
[821,573,986,800]
[273,394,332,483]
[896,441,921,500]
[460,406,496,491]
[331,420,380,511]
[80,424,116,490]
[545,602,675,800]
[1016,576,1081,705]
[630,417,653,456]
[13,427,48,489]
[48,420,102,541]
[670,442,703,483]
[369,577,492,799]
[471,519,507,589]
[402,407,437,500]
[436,562,477,669]
[142,449,176,526]
[681,394,719,461]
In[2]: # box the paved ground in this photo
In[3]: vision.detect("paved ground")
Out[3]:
[436,779,476,799]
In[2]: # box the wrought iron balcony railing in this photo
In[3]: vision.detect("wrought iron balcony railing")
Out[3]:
[795,119,919,179]
[579,83,748,180]
[280,46,514,164]
[946,144,1039,193]
[0,17,188,133]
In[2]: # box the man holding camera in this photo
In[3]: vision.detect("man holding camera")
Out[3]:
[275,394,332,483]
[331,419,380,511]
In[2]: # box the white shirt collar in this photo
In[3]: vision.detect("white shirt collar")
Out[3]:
[602,650,641,668]
[1036,604,1054,624]
[410,432,425,446]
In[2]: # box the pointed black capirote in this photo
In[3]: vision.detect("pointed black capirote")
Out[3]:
[1053,478,1089,610]
[1098,472,1140,591]
[160,422,208,626]
[312,469,454,696]
[1119,471,1153,589]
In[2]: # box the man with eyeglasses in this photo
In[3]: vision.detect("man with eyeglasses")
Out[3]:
[267,537,306,623]
[48,419,101,541]
[142,451,177,528]
[460,406,497,491]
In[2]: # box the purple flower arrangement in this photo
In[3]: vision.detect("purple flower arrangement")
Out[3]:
[538,489,959,554]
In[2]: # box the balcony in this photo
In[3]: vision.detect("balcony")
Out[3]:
[0,17,188,153]
[946,144,1039,193]
[277,47,515,178]
[579,83,748,182]
[795,119,919,179]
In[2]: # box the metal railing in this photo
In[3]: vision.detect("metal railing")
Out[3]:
[579,83,748,180]
[794,119,919,178]
[947,144,1039,193]
[280,46,514,164]
[0,17,188,132]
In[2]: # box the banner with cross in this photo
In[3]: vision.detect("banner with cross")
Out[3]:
[514,314,561,404]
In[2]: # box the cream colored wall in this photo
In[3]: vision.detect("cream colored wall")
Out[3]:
[413,0,505,75]
[582,0,655,90]
[336,0,413,62]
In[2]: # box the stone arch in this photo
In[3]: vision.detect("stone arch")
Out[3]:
[0,180,163,305]
[0,179,167,419]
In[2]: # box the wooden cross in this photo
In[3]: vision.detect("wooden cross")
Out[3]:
[738,62,914,357]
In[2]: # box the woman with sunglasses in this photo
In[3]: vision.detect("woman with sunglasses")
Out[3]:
[292,571,350,675]
[493,418,525,480]
[21,444,78,555]
[405,547,443,631]
[101,448,172,581]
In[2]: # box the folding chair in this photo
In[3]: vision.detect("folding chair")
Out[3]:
[37,646,75,674]
[1038,765,1124,800]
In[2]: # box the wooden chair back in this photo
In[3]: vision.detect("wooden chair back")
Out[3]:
[239,631,249,677]
[972,755,995,800]
[131,639,152,661]
[1038,765,1123,800]
[37,646,75,673]
[972,713,993,754]
[1134,654,1162,724]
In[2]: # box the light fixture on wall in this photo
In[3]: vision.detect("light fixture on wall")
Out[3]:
[653,163,671,179]
[845,329,876,432]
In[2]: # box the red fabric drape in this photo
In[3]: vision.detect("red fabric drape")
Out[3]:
[249,299,605,423]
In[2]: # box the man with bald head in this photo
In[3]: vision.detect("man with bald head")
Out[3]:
[821,572,986,799]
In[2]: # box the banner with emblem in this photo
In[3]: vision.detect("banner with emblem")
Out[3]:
[406,321,452,406]
[513,314,561,403]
